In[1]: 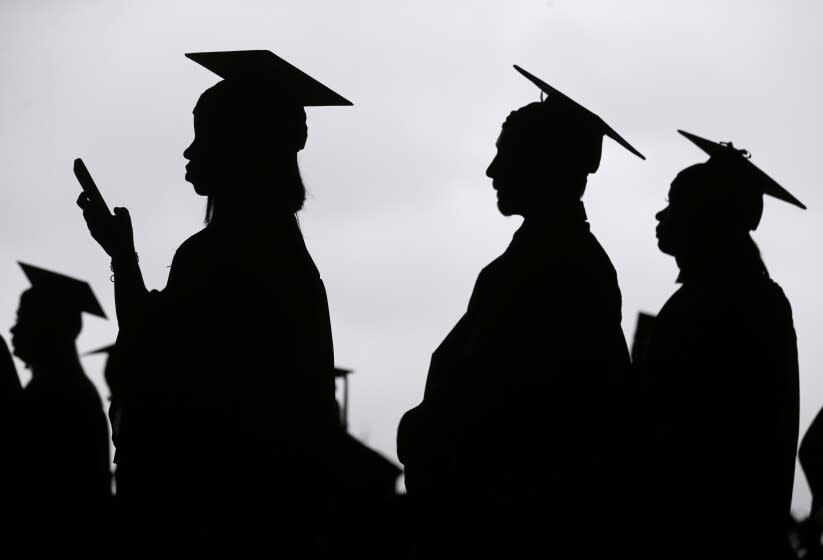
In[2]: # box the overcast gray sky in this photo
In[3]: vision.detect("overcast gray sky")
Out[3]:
[1,0,821,515]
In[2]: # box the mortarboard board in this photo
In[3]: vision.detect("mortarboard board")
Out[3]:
[186,50,352,107]
[678,130,806,210]
[513,65,645,161]
[19,262,106,319]
[83,343,115,356]
[83,342,122,397]
[334,366,353,430]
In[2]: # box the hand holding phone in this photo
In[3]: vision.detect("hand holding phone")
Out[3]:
[75,157,134,258]
[73,158,112,216]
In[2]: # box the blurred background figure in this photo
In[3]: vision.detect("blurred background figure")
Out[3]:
[7,262,111,544]
[331,366,405,559]
[641,131,802,559]
[83,343,123,493]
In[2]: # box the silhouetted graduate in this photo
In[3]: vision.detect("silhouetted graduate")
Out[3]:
[798,411,823,559]
[397,65,643,557]
[328,367,405,559]
[77,50,348,552]
[802,409,823,514]
[7,263,111,539]
[641,131,802,559]
[332,367,402,501]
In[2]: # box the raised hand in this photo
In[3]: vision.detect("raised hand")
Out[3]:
[76,195,136,259]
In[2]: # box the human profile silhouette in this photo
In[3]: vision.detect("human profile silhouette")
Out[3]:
[397,65,643,557]
[77,50,350,553]
[7,263,111,544]
[640,131,802,559]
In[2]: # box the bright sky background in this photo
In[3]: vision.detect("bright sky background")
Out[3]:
[1,0,821,515]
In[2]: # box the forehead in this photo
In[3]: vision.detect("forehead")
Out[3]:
[17,288,78,321]
[495,127,506,148]
[669,172,688,193]
[669,164,709,196]
[495,118,537,150]
[16,289,38,317]
[667,179,702,209]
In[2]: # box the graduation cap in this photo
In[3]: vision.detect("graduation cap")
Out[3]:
[82,343,123,397]
[19,262,106,319]
[335,366,353,431]
[334,367,352,378]
[186,50,351,152]
[83,343,115,356]
[186,50,352,106]
[513,65,645,162]
[678,130,806,210]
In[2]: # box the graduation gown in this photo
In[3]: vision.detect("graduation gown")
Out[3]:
[15,365,111,520]
[114,216,338,543]
[641,261,799,558]
[398,202,631,552]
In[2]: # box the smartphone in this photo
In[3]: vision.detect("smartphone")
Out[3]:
[73,158,112,216]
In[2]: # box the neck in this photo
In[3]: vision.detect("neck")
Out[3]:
[208,193,295,227]
[675,235,766,283]
[522,200,587,227]
[30,341,83,382]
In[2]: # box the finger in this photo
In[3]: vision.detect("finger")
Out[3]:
[77,192,89,209]
[113,207,133,225]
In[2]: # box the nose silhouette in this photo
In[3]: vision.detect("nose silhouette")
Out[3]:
[656,207,668,222]
[486,154,498,179]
